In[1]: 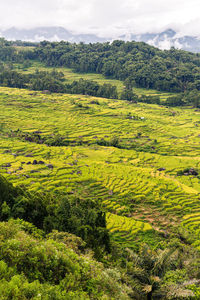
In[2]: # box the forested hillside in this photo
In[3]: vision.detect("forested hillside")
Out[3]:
[0,38,200,106]
[31,40,200,93]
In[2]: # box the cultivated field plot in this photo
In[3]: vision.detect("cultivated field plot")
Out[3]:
[0,87,200,248]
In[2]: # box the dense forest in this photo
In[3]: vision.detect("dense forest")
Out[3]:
[0,38,199,106]
[32,40,200,92]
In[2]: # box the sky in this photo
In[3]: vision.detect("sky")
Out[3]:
[0,0,200,36]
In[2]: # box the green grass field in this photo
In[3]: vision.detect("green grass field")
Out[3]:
[0,85,199,249]
[16,61,175,100]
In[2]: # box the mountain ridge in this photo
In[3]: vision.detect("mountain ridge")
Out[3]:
[1,26,200,52]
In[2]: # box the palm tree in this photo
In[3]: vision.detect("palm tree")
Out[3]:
[125,245,194,300]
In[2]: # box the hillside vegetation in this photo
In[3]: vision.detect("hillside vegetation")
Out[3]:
[30,40,200,93]
[0,38,200,106]
[0,39,200,298]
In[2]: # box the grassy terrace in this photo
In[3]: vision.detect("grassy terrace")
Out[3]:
[0,86,200,248]
[16,61,174,100]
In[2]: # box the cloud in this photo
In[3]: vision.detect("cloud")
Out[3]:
[0,0,200,36]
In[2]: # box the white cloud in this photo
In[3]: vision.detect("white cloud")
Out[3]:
[0,0,200,36]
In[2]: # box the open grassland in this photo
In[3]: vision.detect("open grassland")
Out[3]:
[16,61,174,100]
[0,87,200,248]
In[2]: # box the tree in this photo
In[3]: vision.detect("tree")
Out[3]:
[120,87,135,101]
[125,245,191,300]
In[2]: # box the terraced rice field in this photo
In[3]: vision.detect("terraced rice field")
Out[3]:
[0,87,200,248]
[106,213,153,247]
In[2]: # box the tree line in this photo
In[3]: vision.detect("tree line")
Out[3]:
[0,175,110,259]
[31,40,200,93]
[0,37,200,106]
[0,64,199,107]
[0,65,119,99]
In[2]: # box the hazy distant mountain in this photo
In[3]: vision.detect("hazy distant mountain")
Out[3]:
[126,29,200,52]
[1,27,200,52]
[0,27,106,43]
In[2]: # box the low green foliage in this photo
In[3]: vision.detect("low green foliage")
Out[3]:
[0,175,110,258]
[0,220,131,299]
